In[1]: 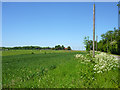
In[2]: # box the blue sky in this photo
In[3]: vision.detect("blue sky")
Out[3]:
[2,2,118,50]
[118,1,120,27]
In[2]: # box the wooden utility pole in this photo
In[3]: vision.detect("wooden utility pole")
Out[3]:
[96,35,98,51]
[93,4,95,57]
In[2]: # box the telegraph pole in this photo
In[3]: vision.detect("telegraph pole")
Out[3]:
[93,4,95,57]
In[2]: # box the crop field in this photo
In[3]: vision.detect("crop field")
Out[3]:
[2,50,120,88]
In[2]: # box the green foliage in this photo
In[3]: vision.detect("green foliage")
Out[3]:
[44,52,46,54]
[54,45,71,50]
[2,45,71,51]
[2,50,119,88]
[31,52,34,54]
[117,4,120,6]
[67,46,71,50]
[84,28,120,55]
[84,36,90,51]
[55,45,62,50]
[62,45,65,50]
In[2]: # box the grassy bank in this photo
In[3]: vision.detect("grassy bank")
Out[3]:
[2,50,119,88]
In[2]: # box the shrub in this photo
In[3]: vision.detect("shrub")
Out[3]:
[31,52,34,54]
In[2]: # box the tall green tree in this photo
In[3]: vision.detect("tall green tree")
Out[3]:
[84,28,120,55]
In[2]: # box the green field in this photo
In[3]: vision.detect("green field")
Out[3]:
[2,50,119,88]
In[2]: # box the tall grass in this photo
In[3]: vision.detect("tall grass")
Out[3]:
[2,50,119,88]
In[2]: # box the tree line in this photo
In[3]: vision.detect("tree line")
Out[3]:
[84,27,120,55]
[2,45,71,50]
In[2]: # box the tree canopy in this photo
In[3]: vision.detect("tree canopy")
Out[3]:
[2,45,72,50]
[84,28,120,55]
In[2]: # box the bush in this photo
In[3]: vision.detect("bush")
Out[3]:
[44,52,46,54]
[31,52,34,54]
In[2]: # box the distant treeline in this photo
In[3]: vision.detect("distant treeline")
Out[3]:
[2,45,71,50]
[84,27,120,55]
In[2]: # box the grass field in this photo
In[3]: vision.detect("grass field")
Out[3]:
[2,50,119,88]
